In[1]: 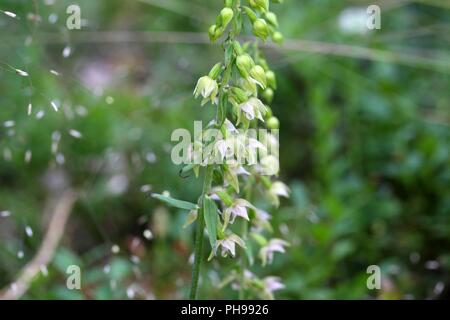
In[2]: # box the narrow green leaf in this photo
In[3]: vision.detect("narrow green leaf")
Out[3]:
[151,193,198,210]
[203,195,218,249]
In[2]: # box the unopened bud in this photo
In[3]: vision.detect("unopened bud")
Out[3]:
[265,12,278,27]
[253,19,269,41]
[209,24,217,40]
[258,58,269,71]
[243,6,257,23]
[236,54,254,78]
[250,0,269,12]
[208,62,223,80]
[209,24,223,42]
[262,88,274,103]
[266,116,279,129]
[266,70,277,89]
[220,8,234,27]
[264,106,273,120]
[233,41,244,56]
[250,65,267,88]
[272,31,284,44]
[231,87,248,104]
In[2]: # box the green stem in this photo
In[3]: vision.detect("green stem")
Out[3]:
[239,177,253,300]
[190,0,239,300]
[189,165,214,299]
[238,219,248,300]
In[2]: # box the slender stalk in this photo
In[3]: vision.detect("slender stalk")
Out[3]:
[238,218,248,300]
[239,177,253,299]
[190,0,239,300]
[189,165,214,299]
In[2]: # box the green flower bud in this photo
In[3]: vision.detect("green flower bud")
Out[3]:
[236,54,254,78]
[224,0,233,8]
[220,8,234,27]
[250,65,267,88]
[257,58,269,71]
[262,88,274,103]
[233,40,244,56]
[250,0,269,12]
[265,12,278,27]
[209,24,224,42]
[266,70,277,89]
[272,31,284,44]
[264,106,273,119]
[252,19,269,41]
[243,6,257,23]
[231,87,248,104]
[209,24,217,40]
[208,62,223,80]
[266,116,279,129]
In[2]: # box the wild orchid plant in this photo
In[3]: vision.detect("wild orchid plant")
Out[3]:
[153,0,289,300]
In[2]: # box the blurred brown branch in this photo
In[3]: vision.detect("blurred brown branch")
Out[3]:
[34,31,450,73]
[0,190,78,300]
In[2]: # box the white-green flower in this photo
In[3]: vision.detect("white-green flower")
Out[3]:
[239,97,267,122]
[211,233,245,258]
[215,138,235,162]
[271,181,290,197]
[193,76,219,105]
[267,181,290,206]
[260,154,280,176]
[262,276,284,299]
[224,199,256,226]
[259,238,289,266]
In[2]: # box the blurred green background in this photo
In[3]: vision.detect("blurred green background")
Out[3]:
[0,0,449,299]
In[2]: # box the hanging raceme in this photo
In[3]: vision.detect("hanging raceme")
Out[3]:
[153,0,289,300]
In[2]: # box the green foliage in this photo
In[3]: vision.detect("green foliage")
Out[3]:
[0,0,448,300]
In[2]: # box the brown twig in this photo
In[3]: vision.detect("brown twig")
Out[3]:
[30,31,449,73]
[0,190,78,300]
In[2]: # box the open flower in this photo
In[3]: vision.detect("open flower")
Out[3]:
[252,208,272,232]
[259,238,289,266]
[226,159,250,176]
[239,97,267,122]
[271,181,290,197]
[260,155,280,176]
[267,181,290,206]
[224,119,238,134]
[224,199,256,225]
[211,233,245,258]
[262,276,285,299]
[193,75,219,105]
[215,138,233,162]
[245,138,267,165]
